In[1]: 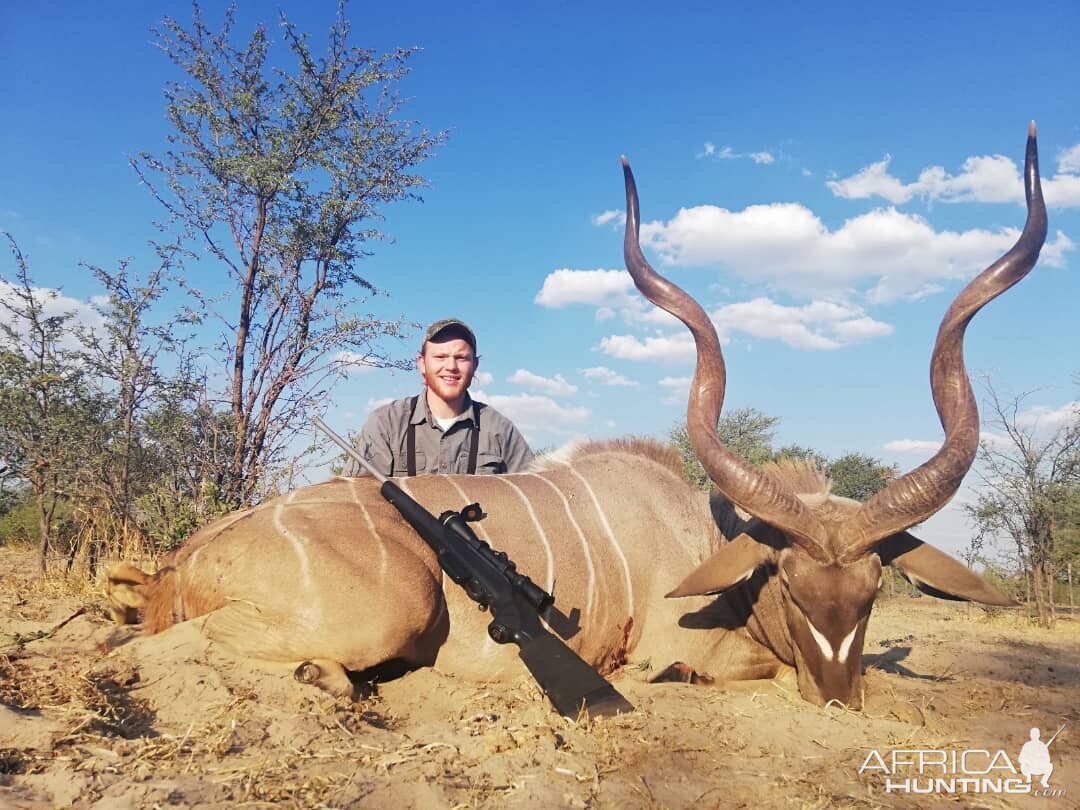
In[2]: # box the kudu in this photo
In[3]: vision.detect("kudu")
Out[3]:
[108,126,1045,710]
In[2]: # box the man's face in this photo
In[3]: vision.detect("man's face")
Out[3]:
[418,337,477,403]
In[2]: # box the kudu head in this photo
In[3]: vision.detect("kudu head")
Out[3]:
[622,125,1047,708]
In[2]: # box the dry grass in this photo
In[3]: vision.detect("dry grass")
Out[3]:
[0,654,153,739]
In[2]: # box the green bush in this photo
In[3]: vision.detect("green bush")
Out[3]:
[0,491,78,550]
[0,495,38,547]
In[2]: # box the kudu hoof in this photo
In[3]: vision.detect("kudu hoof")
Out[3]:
[294,661,322,684]
[293,659,355,698]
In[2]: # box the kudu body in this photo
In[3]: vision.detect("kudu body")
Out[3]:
[110,127,1045,708]
[110,445,775,697]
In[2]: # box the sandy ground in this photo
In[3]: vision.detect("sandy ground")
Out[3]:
[1,546,1077,809]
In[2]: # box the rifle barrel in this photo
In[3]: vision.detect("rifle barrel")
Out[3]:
[313,416,388,483]
[1046,723,1066,748]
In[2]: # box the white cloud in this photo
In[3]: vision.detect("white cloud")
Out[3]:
[579,366,638,387]
[827,316,896,342]
[335,351,381,371]
[827,154,1021,204]
[534,268,636,308]
[474,370,494,386]
[828,145,1080,208]
[0,280,104,352]
[882,409,1078,457]
[1059,144,1080,174]
[640,202,1073,302]
[883,438,943,454]
[1015,400,1080,431]
[658,375,691,404]
[698,142,776,164]
[978,431,1017,451]
[711,297,893,350]
[624,304,682,327]
[593,295,894,363]
[598,332,696,362]
[658,376,691,389]
[1036,229,1076,268]
[508,368,578,397]
[366,397,394,412]
[1045,174,1080,207]
[477,392,590,437]
[534,268,679,327]
[592,209,626,228]
[825,156,914,204]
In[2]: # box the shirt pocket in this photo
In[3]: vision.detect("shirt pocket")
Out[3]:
[474,450,505,474]
[398,450,428,475]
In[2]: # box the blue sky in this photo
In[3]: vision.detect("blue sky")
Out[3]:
[3,1,1078,554]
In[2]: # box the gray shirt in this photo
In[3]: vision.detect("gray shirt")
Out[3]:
[348,392,535,477]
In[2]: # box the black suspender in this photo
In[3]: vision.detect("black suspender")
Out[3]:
[467,400,480,474]
[406,396,419,477]
[406,395,481,476]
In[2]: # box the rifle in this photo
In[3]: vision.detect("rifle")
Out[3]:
[1045,723,1066,748]
[313,416,633,719]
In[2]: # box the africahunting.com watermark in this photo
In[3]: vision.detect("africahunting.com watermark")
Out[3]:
[859,724,1067,797]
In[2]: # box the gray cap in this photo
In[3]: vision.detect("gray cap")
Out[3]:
[422,318,477,353]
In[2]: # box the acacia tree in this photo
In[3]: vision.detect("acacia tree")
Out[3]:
[670,410,895,502]
[136,392,237,551]
[670,408,780,488]
[0,236,100,571]
[965,379,1080,627]
[73,247,197,564]
[826,452,898,502]
[133,1,445,506]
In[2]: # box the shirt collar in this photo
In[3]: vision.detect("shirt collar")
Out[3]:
[413,392,475,427]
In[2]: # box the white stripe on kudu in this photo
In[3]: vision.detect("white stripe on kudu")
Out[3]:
[562,462,635,619]
[806,619,833,662]
[347,478,388,578]
[496,476,556,593]
[274,491,312,590]
[837,625,859,664]
[530,473,599,620]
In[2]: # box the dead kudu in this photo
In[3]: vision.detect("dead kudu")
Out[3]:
[109,126,1045,710]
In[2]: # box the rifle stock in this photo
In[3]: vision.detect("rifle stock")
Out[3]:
[517,632,634,718]
[315,417,634,718]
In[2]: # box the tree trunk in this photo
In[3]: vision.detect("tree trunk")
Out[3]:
[1032,562,1052,629]
[37,501,50,574]
[1047,573,1056,627]
[1025,570,1032,620]
[1069,562,1074,612]
[1046,557,1057,629]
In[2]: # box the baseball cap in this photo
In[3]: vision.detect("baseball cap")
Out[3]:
[422,318,477,353]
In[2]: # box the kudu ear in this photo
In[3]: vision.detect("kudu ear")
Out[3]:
[877,532,1016,607]
[666,534,775,598]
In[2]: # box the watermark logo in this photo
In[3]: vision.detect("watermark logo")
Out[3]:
[859,723,1067,798]
[1020,725,1064,791]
